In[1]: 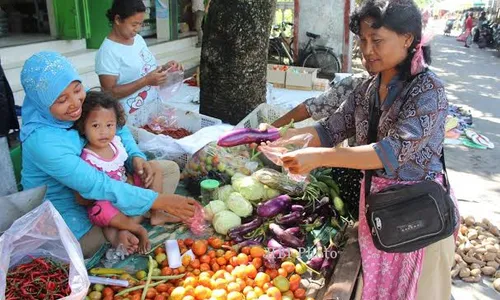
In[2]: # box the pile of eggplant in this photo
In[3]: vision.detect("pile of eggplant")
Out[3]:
[227,193,344,277]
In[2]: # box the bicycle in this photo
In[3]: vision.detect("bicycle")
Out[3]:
[268,23,341,80]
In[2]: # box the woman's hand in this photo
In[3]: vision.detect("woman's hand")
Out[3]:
[163,60,184,72]
[132,157,155,188]
[145,67,168,86]
[163,195,197,220]
[282,148,325,174]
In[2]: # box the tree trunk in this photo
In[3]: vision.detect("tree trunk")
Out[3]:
[199,0,277,125]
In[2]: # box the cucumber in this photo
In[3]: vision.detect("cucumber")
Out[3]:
[318,175,340,195]
[333,196,346,216]
[316,181,330,195]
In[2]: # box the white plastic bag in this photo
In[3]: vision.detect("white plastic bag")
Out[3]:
[137,127,186,161]
[0,201,89,300]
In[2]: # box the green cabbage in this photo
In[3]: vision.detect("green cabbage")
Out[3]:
[204,200,228,221]
[264,185,280,200]
[234,176,266,201]
[217,185,235,203]
[232,172,247,183]
[213,210,242,235]
[227,192,253,217]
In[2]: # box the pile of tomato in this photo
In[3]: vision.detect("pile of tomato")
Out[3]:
[86,237,314,300]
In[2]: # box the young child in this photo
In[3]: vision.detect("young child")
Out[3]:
[74,91,175,253]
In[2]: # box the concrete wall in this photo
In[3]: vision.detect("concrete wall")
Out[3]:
[298,0,345,56]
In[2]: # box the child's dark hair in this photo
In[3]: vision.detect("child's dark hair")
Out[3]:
[106,0,146,23]
[349,0,431,80]
[75,91,127,135]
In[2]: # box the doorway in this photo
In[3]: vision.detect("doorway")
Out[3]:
[0,0,56,48]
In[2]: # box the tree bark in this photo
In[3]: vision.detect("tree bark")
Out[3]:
[199,0,277,125]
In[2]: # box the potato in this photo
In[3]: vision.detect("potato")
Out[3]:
[460,225,469,235]
[482,240,495,247]
[474,253,485,262]
[464,216,475,227]
[478,235,487,241]
[494,278,500,292]
[489,226,500,237]
[462,253,486,266]
[484,252,497,262]
[486,245,498,253]
[475,247,488,255]
[470,263,482,270]
[462,276,481,283]
[482,218,492,228]
[470,269,482,277]
[494,271,500,279]
[481,266,497,276]
[468,229,479,240]
[486,237,499,243]
[486,261,499,269]
[471,240,479,246]
[464,242,474,252]
[459,268,471,278]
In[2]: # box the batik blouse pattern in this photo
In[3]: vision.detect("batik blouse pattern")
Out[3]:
[304,73,367,121]
[317,71,448,181]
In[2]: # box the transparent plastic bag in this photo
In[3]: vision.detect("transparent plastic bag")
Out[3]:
[137,128,186,162]
[158,69,184,103]
[258,133,313,180]
[0,201,89,299]
[146,106,179,132]
[183,142,260,180]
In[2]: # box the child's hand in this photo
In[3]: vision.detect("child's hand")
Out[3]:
[132,157,155,188]
[74,192,94,206]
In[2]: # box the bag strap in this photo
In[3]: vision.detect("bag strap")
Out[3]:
[364,76,450,197]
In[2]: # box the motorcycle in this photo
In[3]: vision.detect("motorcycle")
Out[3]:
[444,19,455,36]
[477,21,496,49]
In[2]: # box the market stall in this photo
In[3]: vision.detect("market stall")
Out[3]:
[0,100,365,300]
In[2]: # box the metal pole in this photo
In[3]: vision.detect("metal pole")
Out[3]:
[0,137,17,197]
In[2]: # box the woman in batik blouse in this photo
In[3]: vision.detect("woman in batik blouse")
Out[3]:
[278,1,458,299]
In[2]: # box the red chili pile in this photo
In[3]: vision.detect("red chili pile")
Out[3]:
[6,257,71,300]
[141,126,192,139]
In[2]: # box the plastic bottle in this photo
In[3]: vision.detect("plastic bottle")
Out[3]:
[165,240,182,268]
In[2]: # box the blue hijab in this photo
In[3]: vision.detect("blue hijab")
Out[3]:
[20,51,81,142]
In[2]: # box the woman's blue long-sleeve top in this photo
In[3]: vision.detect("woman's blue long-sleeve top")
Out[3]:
[21,125,157,239]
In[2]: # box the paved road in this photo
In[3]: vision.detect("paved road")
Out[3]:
[429,21,500,299]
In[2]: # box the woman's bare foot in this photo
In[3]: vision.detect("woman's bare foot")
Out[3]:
[134,226,151,254]
[150,210,181,226]
[103,227,140,255]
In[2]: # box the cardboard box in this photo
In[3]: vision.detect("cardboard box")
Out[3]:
[267,64,287,86]
[285,66,318,91]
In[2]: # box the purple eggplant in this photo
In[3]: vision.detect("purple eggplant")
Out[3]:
[269,223,305,248]
[267,238,285,249]
[228,217,263,238]
[257,195,291,218]
[320,243,339,276]
[217,128,281,147]
[276,211,302,226]
[291,205,305,212]
[306,240,325,271]
[284,227,305,240]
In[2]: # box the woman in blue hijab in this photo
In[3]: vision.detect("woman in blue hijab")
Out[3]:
[20,52,196,257]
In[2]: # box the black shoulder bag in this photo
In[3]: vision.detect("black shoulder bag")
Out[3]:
[365,83,457,253]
